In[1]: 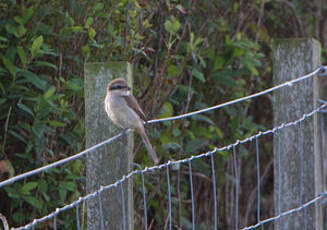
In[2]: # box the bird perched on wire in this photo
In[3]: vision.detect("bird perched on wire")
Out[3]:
[104,78,159,164]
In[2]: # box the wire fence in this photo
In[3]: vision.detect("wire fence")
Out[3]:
[1,66,327,230]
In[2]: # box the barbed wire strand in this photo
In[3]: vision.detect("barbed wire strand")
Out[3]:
[242,192,327,230]
[147,66,326,124]
[1,66,326,190]
[12,101,327,230]
[0,131,128,189]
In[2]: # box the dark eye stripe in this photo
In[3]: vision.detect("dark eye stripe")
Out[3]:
[110,85,130,90]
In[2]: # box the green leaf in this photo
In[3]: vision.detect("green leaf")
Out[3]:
[82,45,90,54]
[242,58,259,75]
[21,70,46,90]
[41,47,57,56]
[14,7,33,25]
[231,47,244,58]
[21,182,38,194]
[71,26,83,33]
[5,24,17,35]
[46,120,66,127]
[60,181,76,192]
[85,17,94,29]
[39,180,49,201]
[15,24,27,38]
[212,70,241,87]
[59,188,67,201]
[17,46,27,66]
[18,121,31,132]
[23,195,43,209]
[39,180,48,194]
[17,103,34,117]
[159,102,173,118]
[72,159,83,174]
[164,16,180,35]
[192,114,215,125]
[167,64,181,78]
[88,28,96,39]
[213,56,225,71]
[33,61,58,70]
[22,7,34,24]
[192,68,205,82]
[143,19,152,29]
[2,56,18,77]
[66,78,83,92]
[5,187,20,199]
[31,35,44,58]
[8,130,27,144]
[94,2,104,11]
[14,16,24,25]
[0,36,8,42]
[194,37,204,48]
[44,86,56,98]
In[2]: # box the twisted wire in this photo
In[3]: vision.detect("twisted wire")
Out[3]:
[1,66,326,189]
[12,101,327,230]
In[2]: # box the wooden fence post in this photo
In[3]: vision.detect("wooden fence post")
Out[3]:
[273,38,322,229]
[84,62,134,230]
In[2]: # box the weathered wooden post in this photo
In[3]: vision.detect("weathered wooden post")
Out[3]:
[273,38,322,229]
[84,62,134,230]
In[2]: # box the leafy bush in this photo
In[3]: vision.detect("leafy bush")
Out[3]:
[0,1,85,227]
[0,0,324,229]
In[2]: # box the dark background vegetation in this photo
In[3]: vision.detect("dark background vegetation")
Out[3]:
[0,0,326,229]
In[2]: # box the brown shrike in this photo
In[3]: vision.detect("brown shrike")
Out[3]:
[104,78,159,164]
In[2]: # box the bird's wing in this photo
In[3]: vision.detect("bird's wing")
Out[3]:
[122,95,147,121]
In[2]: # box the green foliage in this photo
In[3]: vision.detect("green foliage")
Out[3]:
[164,16,181,35]
[0,0,322,229]
[0,1,84,228]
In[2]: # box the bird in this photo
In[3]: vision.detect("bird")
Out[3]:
[104,78,159,164]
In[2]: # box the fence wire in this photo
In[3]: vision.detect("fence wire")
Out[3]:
[0,130,128,188]
[1,66,326,189]
[11,101,327,230]
[0,66,326,230]
[242,192,327,230]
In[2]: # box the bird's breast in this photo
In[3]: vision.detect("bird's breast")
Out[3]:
[105,94,142,129]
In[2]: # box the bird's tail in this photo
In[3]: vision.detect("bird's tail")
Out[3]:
[136,126,159,164]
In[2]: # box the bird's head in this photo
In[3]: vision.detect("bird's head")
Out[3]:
[107,78,131,96]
